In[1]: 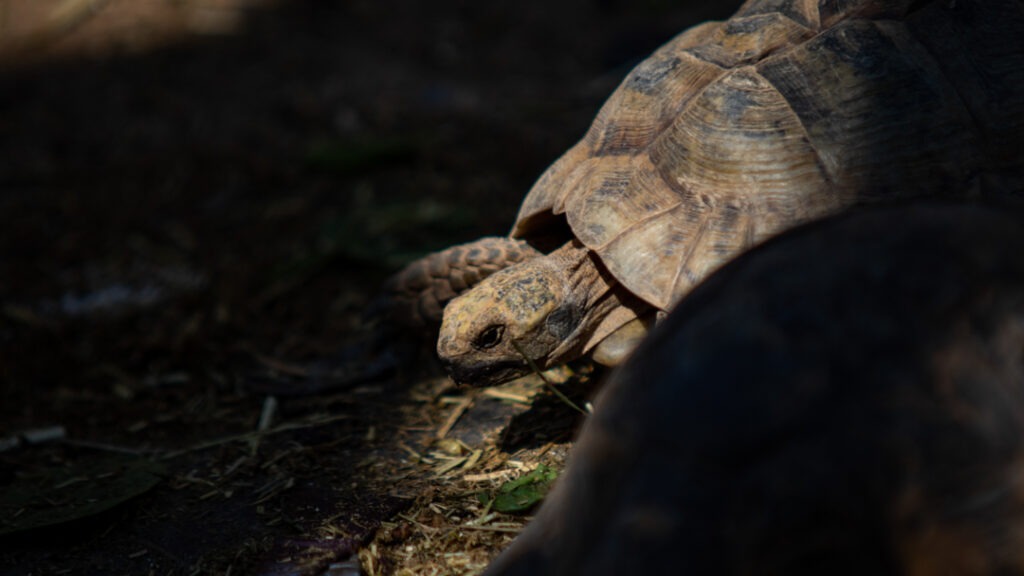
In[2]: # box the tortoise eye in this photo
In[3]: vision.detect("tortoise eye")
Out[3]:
[474,325,504,350]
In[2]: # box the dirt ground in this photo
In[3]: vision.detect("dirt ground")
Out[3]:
[0,1,741,574]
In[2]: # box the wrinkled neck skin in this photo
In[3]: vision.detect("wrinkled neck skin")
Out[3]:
[547,244,642,364]
[437,241,643,386]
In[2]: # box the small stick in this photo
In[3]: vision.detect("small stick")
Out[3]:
[456,524,523,534]
[510,341,587,416]
[159,414,350,460]
[436,396,473,439]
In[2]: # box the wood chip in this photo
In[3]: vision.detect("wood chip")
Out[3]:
[435,396,472,439]
[462,469,512,483]
[479,389,532,403]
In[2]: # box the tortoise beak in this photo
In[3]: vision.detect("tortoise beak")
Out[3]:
[440,357,531,387]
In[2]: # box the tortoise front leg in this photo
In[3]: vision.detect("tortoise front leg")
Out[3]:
[383,236,542,330]
[314,237,541,390]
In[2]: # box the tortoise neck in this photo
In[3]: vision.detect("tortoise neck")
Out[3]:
[546,240,615,309]
[546,241,649,363]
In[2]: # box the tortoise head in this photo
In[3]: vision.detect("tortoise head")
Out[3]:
[437,259,582,386]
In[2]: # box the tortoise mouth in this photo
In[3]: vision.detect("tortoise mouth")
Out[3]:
[441,358,531,387]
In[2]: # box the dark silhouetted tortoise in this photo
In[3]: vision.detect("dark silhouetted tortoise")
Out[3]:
[384,0,1023,386]
[482,201,1024,576]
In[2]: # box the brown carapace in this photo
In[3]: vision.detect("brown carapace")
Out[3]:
[484,201,1024,576]
[385,0,1024,386]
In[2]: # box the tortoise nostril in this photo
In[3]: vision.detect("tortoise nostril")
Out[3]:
[437,337,459,357]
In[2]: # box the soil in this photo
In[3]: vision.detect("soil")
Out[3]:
[0,1,741,574]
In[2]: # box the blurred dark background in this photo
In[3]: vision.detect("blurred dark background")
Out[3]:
[0,1,742,573]
[1,0,741,390]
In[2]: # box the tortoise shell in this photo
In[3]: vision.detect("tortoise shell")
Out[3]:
[484,200,1024,575]
[512,0,1024,312]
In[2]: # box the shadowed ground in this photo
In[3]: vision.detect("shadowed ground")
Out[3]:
[0,1,740,573]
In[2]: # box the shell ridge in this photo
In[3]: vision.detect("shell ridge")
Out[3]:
[735,0,822,30]
[885,18,988,157]
[751,65,836,187]
[669,209,712,304]
[770,13,817,36]
[585,185,684,251]
[707,11,832,69]
[741,210,758,249]
[645,65,730,195]
[862,17,991,190]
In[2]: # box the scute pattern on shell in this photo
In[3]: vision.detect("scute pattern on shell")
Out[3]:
[512,0,1024,312]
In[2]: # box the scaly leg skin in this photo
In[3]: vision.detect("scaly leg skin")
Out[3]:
[383,236,543,331]
[332,237,543,387]
[267,237,543,395]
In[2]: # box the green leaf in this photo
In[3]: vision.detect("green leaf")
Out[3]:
[485,465,558,513]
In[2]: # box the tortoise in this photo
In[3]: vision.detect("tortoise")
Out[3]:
[385,0,1024,386]
[482,200,1024,576]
